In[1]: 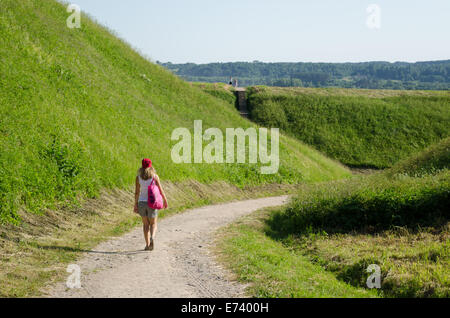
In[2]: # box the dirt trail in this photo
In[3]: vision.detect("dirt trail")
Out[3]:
[46,196,289,298]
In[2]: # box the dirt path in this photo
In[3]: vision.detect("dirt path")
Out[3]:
[46,196,289,298]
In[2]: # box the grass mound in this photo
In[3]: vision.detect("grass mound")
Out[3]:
[247,86,450,168]
[268,171,449,235]
[268,140,450,236]
[216,208,377,298]
[388,137,450,176]
[0,0,349,224]
[295,227,450,297]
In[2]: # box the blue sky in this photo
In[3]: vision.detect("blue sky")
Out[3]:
[71,0,450,64]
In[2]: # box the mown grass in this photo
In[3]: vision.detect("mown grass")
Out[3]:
[0,0,350,224]
[218,140,450,297]
[267,140,450,297]
[215,208,377,298]
[246,86,450,169]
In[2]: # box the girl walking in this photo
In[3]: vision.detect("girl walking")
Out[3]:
[134,158,168,250]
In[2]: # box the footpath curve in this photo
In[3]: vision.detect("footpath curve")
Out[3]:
[47,196,289,298]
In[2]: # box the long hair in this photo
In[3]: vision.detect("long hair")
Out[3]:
[138,166,157,181]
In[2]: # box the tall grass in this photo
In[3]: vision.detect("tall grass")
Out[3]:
[0,0,349,224]
[269,171,449,236]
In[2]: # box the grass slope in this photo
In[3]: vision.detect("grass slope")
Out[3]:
[267,140,450,297]
[246,86,450,168]
[0,0,349,224]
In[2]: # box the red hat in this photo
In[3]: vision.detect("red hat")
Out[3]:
[142,158,152,169]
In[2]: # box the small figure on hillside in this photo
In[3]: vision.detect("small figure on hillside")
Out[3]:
[229,77,233,85]
[234,78,239,88]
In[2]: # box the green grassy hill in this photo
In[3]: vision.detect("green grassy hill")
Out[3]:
[0,0,349,224]
[388,137,450,176]
[246,86,450,169]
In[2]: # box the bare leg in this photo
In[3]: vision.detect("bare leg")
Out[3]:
[141,216,150,248]
[150,217,158,239]
[149,217,157,250]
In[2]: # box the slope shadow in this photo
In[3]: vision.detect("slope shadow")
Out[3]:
[36,244,146,255]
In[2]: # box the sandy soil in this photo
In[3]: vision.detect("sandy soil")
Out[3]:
[46,196,289,298]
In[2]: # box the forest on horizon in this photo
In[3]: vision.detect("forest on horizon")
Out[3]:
[161,60,450,90]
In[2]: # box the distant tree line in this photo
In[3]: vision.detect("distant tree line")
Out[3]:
[160,60,450,90]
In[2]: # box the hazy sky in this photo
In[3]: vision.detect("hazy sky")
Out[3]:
[71,0,450,64]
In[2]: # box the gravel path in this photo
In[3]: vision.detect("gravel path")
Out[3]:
[47,196,289,298]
